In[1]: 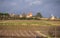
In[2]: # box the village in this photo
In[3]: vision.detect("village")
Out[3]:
[0,12,60,21]
[0,12,60,38]
[0,0,60,38]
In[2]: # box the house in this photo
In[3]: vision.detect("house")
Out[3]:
[26,12,32,18]
[9,13,15,17]
[50,14,56,20]
[19,14,23,18]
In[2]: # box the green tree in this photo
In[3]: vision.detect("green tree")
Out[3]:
[0,12,9,20]
[0,12,9,16]
[36,12,42,18]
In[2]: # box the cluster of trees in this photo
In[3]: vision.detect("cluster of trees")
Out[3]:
[0,12,43,20]
[0,13,10,20]
[35,12,42,18]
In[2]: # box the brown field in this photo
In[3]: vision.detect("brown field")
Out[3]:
[0,20,60,38]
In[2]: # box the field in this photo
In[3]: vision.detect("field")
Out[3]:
[0,20,60,38]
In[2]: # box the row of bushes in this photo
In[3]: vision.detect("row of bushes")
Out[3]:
[0,16,41,20]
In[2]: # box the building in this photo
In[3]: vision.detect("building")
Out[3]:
[19,14,23,18]
[50,14,56,20]
[9,13,15,17]
[26,12,32,18]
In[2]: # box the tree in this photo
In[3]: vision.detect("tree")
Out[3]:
[0,12,9,20]
[36,12,42,18]
[0,12,9,16]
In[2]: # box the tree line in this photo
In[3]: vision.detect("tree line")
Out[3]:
[0,12,43,20]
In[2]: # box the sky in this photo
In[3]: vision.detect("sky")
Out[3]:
[0,0,60,17]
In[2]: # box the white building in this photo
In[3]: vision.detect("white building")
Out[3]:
[9,13,15,17]
[50,14,56,20]
[19,15,23,18]
[26,12,32,18]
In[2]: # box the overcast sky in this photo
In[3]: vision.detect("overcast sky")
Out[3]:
[0,0,60,17]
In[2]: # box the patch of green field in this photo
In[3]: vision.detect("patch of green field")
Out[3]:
[0,20,60,30]
[0,20,60,26]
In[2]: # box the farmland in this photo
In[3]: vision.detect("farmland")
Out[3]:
[0,20,60,30]
[0,20,60,38]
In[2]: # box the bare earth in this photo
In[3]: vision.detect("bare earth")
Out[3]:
[0,20,60,38]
